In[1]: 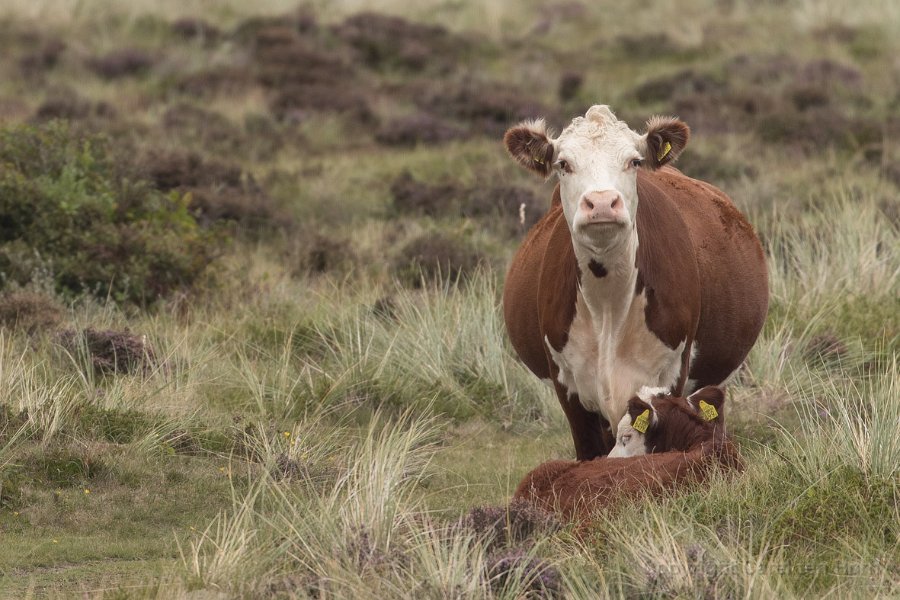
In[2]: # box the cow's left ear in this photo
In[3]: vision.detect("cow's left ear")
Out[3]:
[504,118,557,178]
[688,386,725,421]
[641,116,690,170]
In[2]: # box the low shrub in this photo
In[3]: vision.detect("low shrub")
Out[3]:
[0,122,221,304]
[33,446,105,487]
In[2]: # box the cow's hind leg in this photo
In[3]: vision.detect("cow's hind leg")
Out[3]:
[555,383,615,460]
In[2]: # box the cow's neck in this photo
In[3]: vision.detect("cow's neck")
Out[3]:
[573,227,639,330]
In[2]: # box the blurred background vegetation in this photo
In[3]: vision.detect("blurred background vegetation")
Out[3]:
[0,0,897,597]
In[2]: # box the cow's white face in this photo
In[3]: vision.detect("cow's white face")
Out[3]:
[554,106,646,252]
[504,105,689,254]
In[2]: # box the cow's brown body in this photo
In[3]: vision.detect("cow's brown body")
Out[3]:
[504,166,768,459]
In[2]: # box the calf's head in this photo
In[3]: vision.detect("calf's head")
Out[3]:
[504,106,689,252]
[607,386,726,458]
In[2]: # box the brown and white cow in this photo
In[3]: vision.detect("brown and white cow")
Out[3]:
[513,386,741,519]
[503,105,767,460]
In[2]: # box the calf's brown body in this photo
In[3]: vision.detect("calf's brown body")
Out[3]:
[513,442,740,519]
[513,390,741,519]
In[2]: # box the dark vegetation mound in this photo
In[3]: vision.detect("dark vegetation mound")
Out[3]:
[18,38,66,75]
[630,55,881,155]
[460,502,563,598]
[393,231,487,287]
[173,66,257,98]
[374,113,468,146]
[390,171,544,233]
[460,500,561,551]
[250,23,372,122]
[33,87,116,122]
[487,547,561,599]
[415,78,551,137]
[161,103,245,155]
[170,18,222,43]
[0,289,63,334]
[87,48,156,79]
[0,122,219,303]
[135,147,290,232]
[331,12,463,72]
[57,327,156,374]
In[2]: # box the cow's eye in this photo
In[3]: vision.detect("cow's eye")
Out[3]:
[630,158,643,169]
[555,159,572,174]
[621,434,632,444]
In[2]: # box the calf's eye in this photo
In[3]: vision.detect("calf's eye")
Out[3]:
[630,158,643,169]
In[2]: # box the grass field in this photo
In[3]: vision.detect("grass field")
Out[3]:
[0,0,897,597]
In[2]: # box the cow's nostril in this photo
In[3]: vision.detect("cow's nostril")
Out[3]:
[583,198,595,210]
[610,197,621,210]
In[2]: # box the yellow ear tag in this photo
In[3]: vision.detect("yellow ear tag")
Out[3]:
[632,409,651,433]
[698,400,718,421]
[533,154,545,165]
[657,141,672,161]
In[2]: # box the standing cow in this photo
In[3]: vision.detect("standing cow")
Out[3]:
[503,105,767,460]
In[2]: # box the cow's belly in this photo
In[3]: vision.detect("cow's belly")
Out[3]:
[546,292,684,434]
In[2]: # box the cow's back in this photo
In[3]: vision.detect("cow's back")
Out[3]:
[643,168,768,386]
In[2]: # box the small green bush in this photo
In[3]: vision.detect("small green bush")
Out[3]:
[0,122,222,304]
[33,447,105,487]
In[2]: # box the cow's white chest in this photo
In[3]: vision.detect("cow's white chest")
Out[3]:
[546,290,684,434]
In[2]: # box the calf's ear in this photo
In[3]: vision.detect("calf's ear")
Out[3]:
[688,386,725,421]
[504,118,556,178]
[626,397,655,432]
[642,116,690,170]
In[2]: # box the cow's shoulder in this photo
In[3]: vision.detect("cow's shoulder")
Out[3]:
[634,171,702,351]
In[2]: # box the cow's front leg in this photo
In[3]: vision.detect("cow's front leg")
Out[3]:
[554,382,615,460]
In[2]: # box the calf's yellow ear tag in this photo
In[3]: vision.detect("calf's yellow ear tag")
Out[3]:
[657,141,672,161]
[698,400,718,421]
[632,409,651,433]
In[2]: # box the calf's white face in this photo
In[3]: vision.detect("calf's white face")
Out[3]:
[607,411,650,458]
[504,105,689,254]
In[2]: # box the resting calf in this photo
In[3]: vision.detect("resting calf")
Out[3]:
[513,386,740,519]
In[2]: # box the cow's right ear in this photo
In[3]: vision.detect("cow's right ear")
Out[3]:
[504,119,556,178]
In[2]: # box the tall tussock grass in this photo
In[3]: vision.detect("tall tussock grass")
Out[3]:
[230,272,556,426]
[180,410,560,598]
